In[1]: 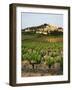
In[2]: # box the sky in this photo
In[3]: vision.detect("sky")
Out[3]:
[21,12,63,29]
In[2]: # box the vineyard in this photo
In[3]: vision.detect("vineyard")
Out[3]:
[21,32,63,77]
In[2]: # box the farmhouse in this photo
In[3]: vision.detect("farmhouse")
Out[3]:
[24,28,30,32]
[58,27,63,32]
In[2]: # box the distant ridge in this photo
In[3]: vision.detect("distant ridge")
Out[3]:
[22,23,63,35]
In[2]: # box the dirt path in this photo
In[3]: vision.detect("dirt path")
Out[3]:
[21,69,63,77]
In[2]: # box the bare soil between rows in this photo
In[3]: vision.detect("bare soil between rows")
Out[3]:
[21,69,63,77]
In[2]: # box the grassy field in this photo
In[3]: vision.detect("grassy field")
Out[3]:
[21,32,63,77]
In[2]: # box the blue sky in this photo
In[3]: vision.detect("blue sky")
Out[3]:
[21,12,63,29]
